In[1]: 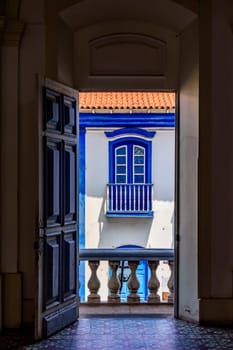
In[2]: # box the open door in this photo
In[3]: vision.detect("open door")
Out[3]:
[36,78,79,339]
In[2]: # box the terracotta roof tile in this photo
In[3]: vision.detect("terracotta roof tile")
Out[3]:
[79,92,175,110]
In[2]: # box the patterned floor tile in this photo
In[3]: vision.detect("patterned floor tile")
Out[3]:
[1,316,233,350]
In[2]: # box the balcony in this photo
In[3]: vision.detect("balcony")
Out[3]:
[79,248,174,314]
[106,184,153,217]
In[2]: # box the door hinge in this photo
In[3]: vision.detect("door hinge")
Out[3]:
[176,234,180,242]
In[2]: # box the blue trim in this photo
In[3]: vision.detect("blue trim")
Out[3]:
[105,128,156,138]
[80,112,175,128]
[79,127,86,301]
[109,137,152,183]
[106,211,154,217]
[117,245,143,249]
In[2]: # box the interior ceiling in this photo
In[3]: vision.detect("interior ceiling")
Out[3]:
[59,0,197,33]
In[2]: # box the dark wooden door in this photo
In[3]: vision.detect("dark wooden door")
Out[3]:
[36,78,79,339]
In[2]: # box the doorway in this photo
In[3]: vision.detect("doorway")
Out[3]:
[78,91,175,308]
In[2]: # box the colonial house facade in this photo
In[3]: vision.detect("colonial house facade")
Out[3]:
[79,92,175,301]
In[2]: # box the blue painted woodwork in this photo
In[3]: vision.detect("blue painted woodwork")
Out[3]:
[107,136,153,216]
[80,112,175,128]
[63,95,77,136]
[63,230,76,300]
[43,302,77,337]
[44,233,61,308]
[105,128,156,138]
[109,137,152,183]
[44,138,62,227]
[107,184,153,216]
[42,87,78,337]
[44,88,62,134]
[64,142,77,225]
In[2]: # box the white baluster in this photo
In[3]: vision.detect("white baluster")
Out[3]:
[107,185,109,211]
[87,260,100,303]
[147,185,149,211]
[111,185,113,211]
[147,260,160,303]
[124,185,127,210]
[137,185,140,211]
[108,261,121,303]
[129,185,132,211]
[127,261,140,303]
[120,185,122,211]
[142,185,144,211]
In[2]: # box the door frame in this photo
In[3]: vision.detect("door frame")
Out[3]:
[79,88,177,313]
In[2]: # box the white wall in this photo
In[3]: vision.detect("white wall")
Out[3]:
[85,128,175,249]
[178,20,199,322]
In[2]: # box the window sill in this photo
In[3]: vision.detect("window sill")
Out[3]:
[106,211,154,218]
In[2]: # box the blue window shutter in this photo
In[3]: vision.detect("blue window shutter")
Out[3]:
[107,134,153,216]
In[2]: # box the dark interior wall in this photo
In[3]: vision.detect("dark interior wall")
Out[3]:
[198,0,233,323]
[18,0,46,326]
[57,18,74,87]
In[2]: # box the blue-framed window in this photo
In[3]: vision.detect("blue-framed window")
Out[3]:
[107,135,153,217]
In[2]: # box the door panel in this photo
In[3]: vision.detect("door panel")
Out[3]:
[44,89,62,134]
[44,232,61,309]
[64,142,77,225]
[63,230,76,300]
[45,138,62,227]
[37,78,79,339]
[64,95,77,136]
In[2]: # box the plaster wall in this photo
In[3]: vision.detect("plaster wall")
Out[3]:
[18,0,46,325]
[198,0,233,324]
[85,128,175,250]
[209,0,233,298]
[74,20,179,90]
[0,46,19,273]
[57,19,74,87]
[178,20,199,322]
[84,127,175,300]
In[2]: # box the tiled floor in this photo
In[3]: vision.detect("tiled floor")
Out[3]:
[1,315,233,350]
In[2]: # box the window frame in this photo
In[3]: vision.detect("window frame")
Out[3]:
[109,136,152,185]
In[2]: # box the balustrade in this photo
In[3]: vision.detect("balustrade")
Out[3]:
[79,249,174,305]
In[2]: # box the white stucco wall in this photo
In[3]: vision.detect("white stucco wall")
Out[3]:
[84,127,175,300]
[85,128,175,250]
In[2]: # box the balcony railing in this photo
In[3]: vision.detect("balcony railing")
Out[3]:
[79,248,174,304]
[106,184,153,216]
